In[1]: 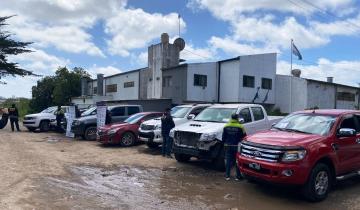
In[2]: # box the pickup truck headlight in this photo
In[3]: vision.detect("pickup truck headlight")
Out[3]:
[199,133,217,142]
[154,124,161,130]
[169,129,175,138]
[282,150,307,162]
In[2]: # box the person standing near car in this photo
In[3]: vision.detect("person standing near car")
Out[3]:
[222,113,246,181]
[54,105,64,132]
[8,104,20,132]
[161,108,175,158]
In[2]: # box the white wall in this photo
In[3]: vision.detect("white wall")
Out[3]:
[186,63,218,102]
[104,71,140,101]
[71,97,94,109]
[307,81,335,109]
[219,59,240,102]
[238,53,277,104]
[336,86,359,109]
[275,75,307,113]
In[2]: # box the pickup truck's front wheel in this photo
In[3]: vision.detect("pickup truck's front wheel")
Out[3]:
[174,153,191,162]
[302,163,331,202]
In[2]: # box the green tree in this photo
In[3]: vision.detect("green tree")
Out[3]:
[29,66,90,112]
[0,16,36,82]
[1,97,30,119]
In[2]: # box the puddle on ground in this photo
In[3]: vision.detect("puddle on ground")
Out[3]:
[29,165,360,210]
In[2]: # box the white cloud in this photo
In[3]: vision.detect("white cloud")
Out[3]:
[277,59,360,87]
[88,65,122,77]
[209,36,278,55]
[187,0,355,21]
[105,9,186,56]
[180,44,216,62]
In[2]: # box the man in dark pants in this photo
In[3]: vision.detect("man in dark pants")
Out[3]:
[161,108,175,158]
[8,104,20,132]
[222,113,246,181]
[54,106,65,132]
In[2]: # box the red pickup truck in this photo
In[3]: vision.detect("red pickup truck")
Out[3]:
[237,109,360,202]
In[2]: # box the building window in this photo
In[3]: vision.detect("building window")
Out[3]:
[124,81,135,88]
[93,87,97,94]
[163,76,172,87]
[243,75,255,88]
[194,74,207,87]
[337,92,355,101]
[261,78,272,90]
[106,84,117,93]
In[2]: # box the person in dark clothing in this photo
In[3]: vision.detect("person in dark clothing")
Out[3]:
[161,108,175,158]
[54,106,65,132]
[8,104,20,132]
[222,113,247,180]
[105,109,112,125]
[75,105,81,118]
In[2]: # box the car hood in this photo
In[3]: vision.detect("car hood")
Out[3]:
[76,115,96,122]
[142,117,184,126]
[245,130,323,147]
[25,113,54,118]
[100,122,130,130]
[173,121,226,140]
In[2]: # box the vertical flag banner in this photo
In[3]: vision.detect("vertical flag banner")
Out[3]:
[65,106,75,138]
[97,101,107,129]
[292,41,302,60]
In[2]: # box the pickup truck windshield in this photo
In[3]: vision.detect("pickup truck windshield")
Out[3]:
[41,106,56,113]
[124,113,145,124]
[194,108,237,123]
[273,114,336,136]
[171,107,191,118]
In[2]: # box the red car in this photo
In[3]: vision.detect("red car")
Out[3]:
[237,109,360,202]
[97,112,162,146]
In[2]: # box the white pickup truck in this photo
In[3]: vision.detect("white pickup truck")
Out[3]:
[170,104,282,170]
[138,104,211,148]
[23,106,68,132]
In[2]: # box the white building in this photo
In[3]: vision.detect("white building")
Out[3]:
[275,75,360,113]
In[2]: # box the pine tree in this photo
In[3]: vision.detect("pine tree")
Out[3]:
[0,16,35,83]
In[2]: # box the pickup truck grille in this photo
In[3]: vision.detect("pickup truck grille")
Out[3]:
[174,131,201,147]
[240,142,284,162]
[141,124,155,131]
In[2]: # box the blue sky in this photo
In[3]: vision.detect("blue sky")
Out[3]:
[1,0,360,98]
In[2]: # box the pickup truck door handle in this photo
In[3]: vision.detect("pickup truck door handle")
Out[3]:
[356,138,360,144]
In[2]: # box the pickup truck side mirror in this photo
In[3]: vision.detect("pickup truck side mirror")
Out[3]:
[238,118,245,124]
[337,128,356,137]
[187,114,196,120]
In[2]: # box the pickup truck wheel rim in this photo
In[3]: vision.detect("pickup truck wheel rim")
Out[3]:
[315,171,328,196]
[122,133,133,146]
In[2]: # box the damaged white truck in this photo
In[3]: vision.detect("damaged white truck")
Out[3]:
[170,104,282,170]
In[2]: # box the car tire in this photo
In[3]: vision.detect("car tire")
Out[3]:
[174,153,191,162]
[39,121,50,132]
[146,142,159,149]
[84,126,97,141]
[120,132,135,147]
[27,127,36,132]
[302,163,332,202]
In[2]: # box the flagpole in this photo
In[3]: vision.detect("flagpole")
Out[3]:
[290,39,293,113]
[178,13,181,38]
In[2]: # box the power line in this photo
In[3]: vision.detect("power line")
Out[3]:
[182,48,212,60]
[301,0,360,31]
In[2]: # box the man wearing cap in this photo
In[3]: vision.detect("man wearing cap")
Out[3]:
[222,113,247,180]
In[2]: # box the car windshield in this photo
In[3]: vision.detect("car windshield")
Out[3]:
[171,106,191,118]
[273,113,336,136]
[81,107,97,116]
[41,106,57,113]
[124,113,145,124]
[194,108,237,123]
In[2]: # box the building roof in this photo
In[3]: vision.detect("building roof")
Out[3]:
[162,63,188,71]
[90,67,147,81]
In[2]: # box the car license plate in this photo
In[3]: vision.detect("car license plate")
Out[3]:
[249,163,261,170]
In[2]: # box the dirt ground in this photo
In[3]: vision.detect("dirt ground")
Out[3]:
[0,124,360,210]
